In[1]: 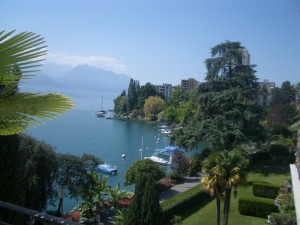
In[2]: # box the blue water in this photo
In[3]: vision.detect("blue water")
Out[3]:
[26,109,173,211]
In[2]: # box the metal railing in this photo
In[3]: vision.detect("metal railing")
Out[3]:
[0,200,80,225]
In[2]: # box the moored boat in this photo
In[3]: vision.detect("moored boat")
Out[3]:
[144,155,171,165]
[97,163,118,175]
[155,146,185,156]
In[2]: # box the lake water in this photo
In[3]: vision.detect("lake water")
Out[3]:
[26,109,174,211]
[26,109,206,212]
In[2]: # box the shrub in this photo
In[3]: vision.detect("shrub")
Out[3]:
[270,212,296,225]
[156,179,177,193]
[252,182,281,198]
[187,149,211,176]
[269,143,289,156]
[238,197,278,218]
[63,211,80,222]
[270,123,292,138]
[171,151,190,179]
[161,185,210,223]
[187,154,202,176]
[250,151,271,163]
[277,193,295,215]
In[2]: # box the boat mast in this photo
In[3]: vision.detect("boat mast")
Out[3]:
[139,136,144,160]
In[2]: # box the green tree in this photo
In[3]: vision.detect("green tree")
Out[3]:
[271,81,296,105]
[0,30,73,136]
[19,135,58,211]
[170,86,189,106]
[124,159,166,186]
[137,82,158,109]
[267,81,299,126]
[124,174,162,225]
[171,151,190,179]
[55,153,102,215]
[201,149,249,225]
[79,173,108,222]
[172,41,265,150]
[114,94,128,115]
[143,96,166,121]
[55,154,85,215]
[127,79,140,112]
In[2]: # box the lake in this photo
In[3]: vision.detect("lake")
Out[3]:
[26,109,206,212]
[26,109,174,211]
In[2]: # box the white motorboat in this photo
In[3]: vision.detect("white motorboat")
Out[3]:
[144,155,171,165]
[96,163,118,175]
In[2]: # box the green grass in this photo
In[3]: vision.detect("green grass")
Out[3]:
[179,160,290,225]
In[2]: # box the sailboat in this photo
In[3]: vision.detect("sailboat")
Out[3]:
[95,96,107,117]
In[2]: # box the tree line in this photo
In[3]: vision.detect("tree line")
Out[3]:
[114,80,166,121]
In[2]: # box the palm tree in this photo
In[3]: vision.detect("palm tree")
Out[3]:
[201,151,225,225]
[0,30,73,135]
[201,149,249,225]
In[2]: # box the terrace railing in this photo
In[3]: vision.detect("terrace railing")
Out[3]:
[295,129,300,179]
[0,200,80,225]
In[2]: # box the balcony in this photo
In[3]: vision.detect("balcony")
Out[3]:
[0,200,80,225]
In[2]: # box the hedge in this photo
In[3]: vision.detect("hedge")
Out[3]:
[250,151,270,162]
[269,143,289,155]
[238,197,279,218]
[160,185,210,222]
[252,182,281,199]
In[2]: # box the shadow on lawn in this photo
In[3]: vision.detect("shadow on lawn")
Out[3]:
[180,196,214,221]
[249,160,290,177]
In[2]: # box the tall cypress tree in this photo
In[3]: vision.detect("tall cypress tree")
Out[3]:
[127,79,139,112]
[124,174,162,225]
[140,175,162,225]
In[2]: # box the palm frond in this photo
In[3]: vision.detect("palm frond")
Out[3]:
[0,30,74,136]
[0,92,74,135]
[0,30,47,85]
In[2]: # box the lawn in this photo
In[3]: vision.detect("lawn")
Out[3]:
[180,160,290,225]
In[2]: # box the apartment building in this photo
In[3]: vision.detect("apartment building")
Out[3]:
[181,78,200,93]
[258,79,275,106]
[155,83,173,102]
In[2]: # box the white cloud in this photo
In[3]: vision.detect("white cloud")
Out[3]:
[46,52,127,74]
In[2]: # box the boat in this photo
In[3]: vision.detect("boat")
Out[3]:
[105,115,114,119]
[144,155,171,165]
[96,163,118,175]
[96,96,107,117]
[155,146,185,156]
[95,111,105,117]
[158,125,169,130]
[161,129,171,134]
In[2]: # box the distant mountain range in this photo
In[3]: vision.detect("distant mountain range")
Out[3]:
[20,64,131,110]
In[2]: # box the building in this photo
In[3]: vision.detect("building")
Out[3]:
[295,82,300,104]
[230,47,250,68]
[258,79,275,106]
[181,78,200,93]
[241,48,250,65]
[155,83,173,102]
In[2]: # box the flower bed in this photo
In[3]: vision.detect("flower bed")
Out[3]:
[157,179,177,192]
[63,211,80,222]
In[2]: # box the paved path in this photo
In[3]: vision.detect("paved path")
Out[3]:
[103,174,203,224]
[159,176,202,202]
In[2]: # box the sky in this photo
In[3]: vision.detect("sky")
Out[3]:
[1,0,300,86]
